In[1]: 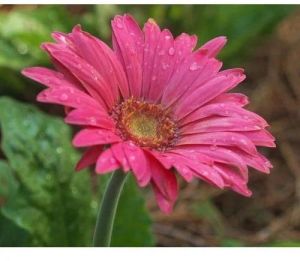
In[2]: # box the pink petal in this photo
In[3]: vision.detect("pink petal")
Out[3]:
[213,164,252,197]
[123,142,151,187]
[161,52,221,107]
[42,43,115,109]
[151,182,174,214]
[146,153,178,204]
[209,93,249,106]
[178,132,257,155]
[72,128,121,147]
[22,66,84,93]
[75,145,103,171]
[181,117,264,134]
[141,18,161,98]
[198,36,227,58]
[36,83,103,111]
[175,68,245,119]
[188,162,225,188]
[180,102,268,127]
[111,143,130,172]
[112,14,143,98]
[60,25,129,99]
[65,108,115,129]
[96,147,121,174]
[230,148,273,174]
[243,130,276,147]
[144,28,198,102]
[147,29,177,102]
[189,146,248,179]
[159,153,194,182]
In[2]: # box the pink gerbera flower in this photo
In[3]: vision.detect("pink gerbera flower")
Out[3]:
[22,14,275,213]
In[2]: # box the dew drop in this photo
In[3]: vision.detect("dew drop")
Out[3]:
[89,117,97,125]
[128,141,135,147]
[168,47,175,55]
[158,50,165,56]
[162,63,169,70]
[129,155,136,161]
[152,76,157,81]
[165,35,171,40]
[182,167,189,174]
[59,93,68,101]
[116,20,123,29]
[189,62,200,71]
[210,145,217,151]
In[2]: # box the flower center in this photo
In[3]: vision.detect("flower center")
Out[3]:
[112,98,177,150]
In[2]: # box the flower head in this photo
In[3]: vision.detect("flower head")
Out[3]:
[22,14,275,213]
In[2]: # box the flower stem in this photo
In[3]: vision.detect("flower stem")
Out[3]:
[93,169,128,247]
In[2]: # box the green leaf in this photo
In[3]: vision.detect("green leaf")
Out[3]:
[0,160,29,246]
[0,6,75,70]
[0,97,93,246]
[98,174,155,247]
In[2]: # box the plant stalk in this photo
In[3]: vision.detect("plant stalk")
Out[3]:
[93,169,127,247]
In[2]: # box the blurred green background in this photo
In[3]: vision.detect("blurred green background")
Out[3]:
[0,5,299,247]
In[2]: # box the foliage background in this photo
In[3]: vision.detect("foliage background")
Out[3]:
[0,4,299,246]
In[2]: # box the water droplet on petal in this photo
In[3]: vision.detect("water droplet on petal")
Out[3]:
[89,117,97,125]
[59,93,68,101]
[189,62,199,71]
[116,20,123,29]
[168,47,175,55]
[182,167,189,174]
[152,76,157,81]
[165,35,171,40]
[158,50,165,56]
[129,155,136,161]
[210,145,217,151]
[162,63,169,70]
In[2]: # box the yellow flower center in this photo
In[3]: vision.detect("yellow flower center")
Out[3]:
[112,98,177,150]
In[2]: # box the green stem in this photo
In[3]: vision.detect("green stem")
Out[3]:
[93,169,128,247]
